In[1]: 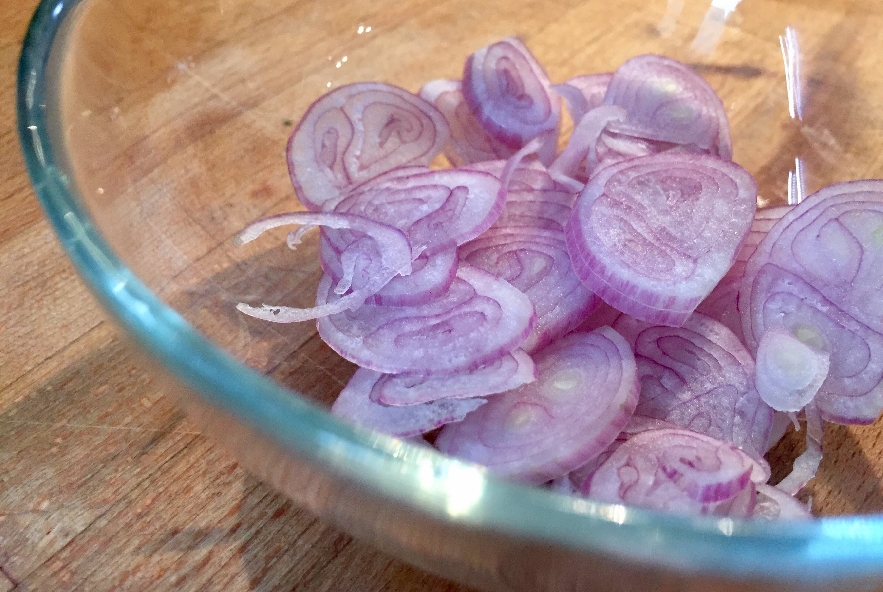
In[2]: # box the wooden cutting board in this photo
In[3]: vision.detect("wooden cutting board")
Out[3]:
[2,0,882,591]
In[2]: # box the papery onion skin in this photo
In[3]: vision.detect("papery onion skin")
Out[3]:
[740,180,883,424]
[565,152,757,327]
[317,262,536,374]
[434,327,638,484]
[288,82,450,211]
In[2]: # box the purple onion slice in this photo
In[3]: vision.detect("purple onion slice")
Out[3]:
[332,368,487,437]
[585,428,765,514]
[552,73,613,125]
[602,54,732,160]
[288,83,450,211]
[740,180,883,424]
[696,205,792,343]
[419,79,517,166]
[234,212,414,322]
[755,326,830,412]
[434,327,638,484]
[776,404,824,495]
[462,37,561,163]
[613,312,774,463]
[461,224,597,353]
[331,168,505,257]
[565,152,757,326]
[372,349,536,406]
[320,238,458,307]
[549,105,627,182]
[317,262,535,374]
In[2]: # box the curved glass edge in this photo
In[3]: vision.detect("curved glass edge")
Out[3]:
[14,0,883,583]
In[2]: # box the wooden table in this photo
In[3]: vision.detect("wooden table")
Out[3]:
[3,0,883,590]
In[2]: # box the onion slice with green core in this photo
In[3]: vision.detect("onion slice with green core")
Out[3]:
[332,368,487,437]
[565,152,757,326]
[288,82,449,211]
[434,327,638,484]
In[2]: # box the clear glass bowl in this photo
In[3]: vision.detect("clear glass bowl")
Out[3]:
[17,0,883,590]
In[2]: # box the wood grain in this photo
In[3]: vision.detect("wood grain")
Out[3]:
[3,0,883,591]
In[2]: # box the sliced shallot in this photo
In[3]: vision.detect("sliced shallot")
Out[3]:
[585,428,766,514]
[317,262,535,374]
[740,180,883,424]
[419,79,516,166]
[434,327,638,484]
[371,349,536,406]
[462,37,561,163]
[565,152,757,326]
[602,54,732,159]
[552,73,612,125]
[332,368,487,437]
[288,82,449,211]
[612,312,774,463]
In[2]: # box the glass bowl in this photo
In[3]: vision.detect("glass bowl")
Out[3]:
[17,0,883,590]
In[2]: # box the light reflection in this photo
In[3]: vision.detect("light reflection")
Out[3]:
[717,517,735,536]
[788,157,806,204]
[600,503,629,525]
[780,26,804,120]
[691,0,743,54]
[417,461,486,517]
[52,1,63,18]
[357,25,372,34]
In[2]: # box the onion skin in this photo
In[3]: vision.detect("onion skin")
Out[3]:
[288,82,450,211]
[740,180,883,424]
[565,152,757,326]
[434,327,638,484]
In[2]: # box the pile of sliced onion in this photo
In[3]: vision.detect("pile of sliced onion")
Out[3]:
[232,38,883,520]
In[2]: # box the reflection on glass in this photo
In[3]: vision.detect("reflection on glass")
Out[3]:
[691,0,743,54]
[780,26,804,120]
[788,157,806,204]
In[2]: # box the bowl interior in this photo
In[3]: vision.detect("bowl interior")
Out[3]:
[20,0,883,585]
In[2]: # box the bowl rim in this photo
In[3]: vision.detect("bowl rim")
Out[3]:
[16,0,883,584]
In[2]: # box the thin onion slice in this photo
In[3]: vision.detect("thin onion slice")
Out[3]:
[434,327,638,484]
[585,428,765,514]
[462,37,561,163]
[755,326,830,412]
[740,180,883,424]
[317,262,535,374]
[419,79,516,166]
[776,403,825,496]
[332,368,487,437]
[288,82,449,211]
[753,484,812,520]
[613,312,774,464]
[372,349,536,406]
[602,54,732,159]
[565,152,757,326]
[552,73,612,125]
[234,212,413,322]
